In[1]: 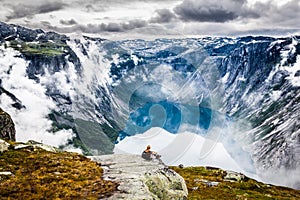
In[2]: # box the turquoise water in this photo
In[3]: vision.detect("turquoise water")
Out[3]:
[118,100,212,141]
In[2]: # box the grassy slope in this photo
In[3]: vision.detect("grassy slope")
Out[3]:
[0,145,118,200]
[170,166,300,200]
[8,41,66,56]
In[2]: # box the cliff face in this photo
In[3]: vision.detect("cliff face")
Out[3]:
[0,107,16,141]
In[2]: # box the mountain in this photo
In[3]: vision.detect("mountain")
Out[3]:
[0,22,299,189]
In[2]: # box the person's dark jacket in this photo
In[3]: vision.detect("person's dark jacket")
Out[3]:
[142,150,152,160]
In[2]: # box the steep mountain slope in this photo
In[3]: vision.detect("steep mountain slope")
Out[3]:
[0,22,299,188]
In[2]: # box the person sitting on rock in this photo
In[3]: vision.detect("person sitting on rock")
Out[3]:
[142,145,161,160]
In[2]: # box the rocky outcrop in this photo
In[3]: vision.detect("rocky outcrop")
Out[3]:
[224,170,246,182]
[89,154,188,200]
[0,107,16,141]
[13,140,60,152]
[0,21,68,43]
[0,139,10,152]
[0,139,60,153]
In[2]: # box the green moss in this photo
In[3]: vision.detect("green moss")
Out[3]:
[145,179,165,199]
[8,40,66,56]
[0,146,118,199]
[170,166,300,200]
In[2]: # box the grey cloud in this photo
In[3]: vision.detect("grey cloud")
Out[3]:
[174,0,300,25]
[84,4,106,12]
[98,20,148,32]
[42,19,148,33]
[5,0,300,37]
[231,28,300,37]
[174,0,252,22]
[60,19,78,26]
[175,7,237,22]
[40,21,53,27]
[78,0,161,12]
[262,0,300,26]
[150,9,177,23]
[6,1,65,20]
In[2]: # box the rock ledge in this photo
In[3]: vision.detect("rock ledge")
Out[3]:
[89,154,188,200]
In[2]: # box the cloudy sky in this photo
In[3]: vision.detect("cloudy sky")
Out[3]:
[0,0,299,39]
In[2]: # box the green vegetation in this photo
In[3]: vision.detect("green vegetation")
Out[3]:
[0,145,118,199]
[170,166,300,200]
[8,40,66,56]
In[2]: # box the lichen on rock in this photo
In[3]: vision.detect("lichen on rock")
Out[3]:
[144,167,188,200]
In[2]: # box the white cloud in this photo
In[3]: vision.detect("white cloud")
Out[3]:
[0,45,74,147]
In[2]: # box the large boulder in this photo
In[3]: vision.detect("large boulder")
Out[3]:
[144,167,188,199]
[0,107,16,141]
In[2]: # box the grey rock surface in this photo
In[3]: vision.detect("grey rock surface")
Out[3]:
[224,170,245,182]
[89,154,188,200]
[13,140,60,152]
